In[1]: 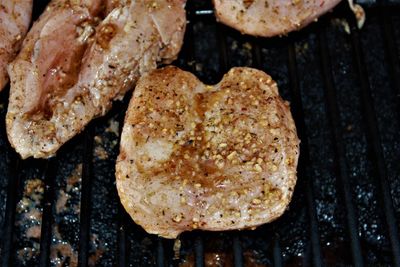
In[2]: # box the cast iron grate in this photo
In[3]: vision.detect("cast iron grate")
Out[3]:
[0,0,400,266]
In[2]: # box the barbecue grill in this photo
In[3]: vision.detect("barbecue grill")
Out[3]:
[1,0,400,266]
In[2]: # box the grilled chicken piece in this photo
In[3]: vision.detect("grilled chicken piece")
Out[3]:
[7,0,186,159]
[116,67,300,239]
[213,0,341,37]
[0,0,32,91]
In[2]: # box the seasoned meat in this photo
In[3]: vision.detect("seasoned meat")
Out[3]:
[0,0,32,91]
[213,0,341,37]
[116,67,300,239]
[7,0,186,159]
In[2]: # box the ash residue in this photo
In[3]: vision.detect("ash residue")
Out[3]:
[50,164,82,267]
[15,178,44,266]
[93,118,119,161]
[50,160,105,267]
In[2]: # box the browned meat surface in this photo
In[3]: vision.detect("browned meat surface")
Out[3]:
[116,66,300,239]
[7,0,186,159]
[0,0,32,91]
[213,0,341,37]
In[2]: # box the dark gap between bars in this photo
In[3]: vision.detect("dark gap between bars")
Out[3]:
[38,158,58,267]
[272,235,283,267]
[349,21,400,266]
[117,205,129,267]
[156,237,165,267]
[194,236,204,267]
[0,154,21,267]
[216,23,229,74]
[77,128,94,267]
[233,235,244,267]
[318,28,365,266]
[287,43,324,267]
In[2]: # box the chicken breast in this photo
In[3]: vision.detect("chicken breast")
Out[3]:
[7,0,186,159]
[116,66,300,239]
[0,0,32,91]
[213,0,341,37]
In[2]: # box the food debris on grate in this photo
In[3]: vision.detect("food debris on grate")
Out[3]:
[15,178,44,266]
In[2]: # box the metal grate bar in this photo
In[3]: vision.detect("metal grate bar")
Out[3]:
[379,9,400,114]
[357,0,377,5]
[349,23,400,266]
[38,158,57,267]
[78,129,94,267]
[182,14,195,66]
[287,43,324,267]
[156,238,165,267]
[318,29,364,267]
[250,40,262,69]
[117,207,128,267]
[216,24,229,73]
[183,1,199,75]
[0,155,21,267]
[272,236,283,267]
[233,235,244,267]
[115,100,129,267]
[194,9,214,16]
[194,236,205,267]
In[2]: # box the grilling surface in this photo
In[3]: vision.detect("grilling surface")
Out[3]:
[1,0,400,266]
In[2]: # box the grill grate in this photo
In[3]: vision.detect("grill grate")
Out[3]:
[287,42,324,267]
[319,29,365,265]
[350,22,400,265]
[1,0,400,266]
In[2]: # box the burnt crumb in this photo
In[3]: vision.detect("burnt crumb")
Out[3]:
[94,146,108,160]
